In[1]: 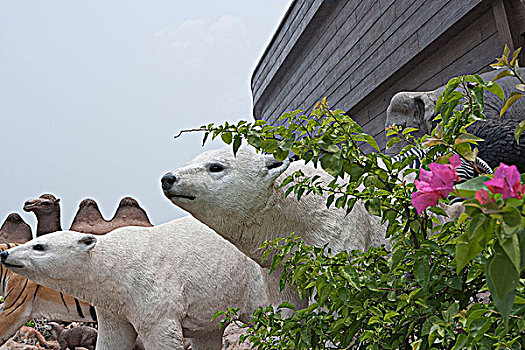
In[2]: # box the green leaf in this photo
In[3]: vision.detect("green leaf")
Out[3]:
[391,247,406,270]
[452,333,468,350]
[364,198,381,216]
[486,244,519,326]
[455,214,492,273]
[510,47,522,66]
[501,206,522,236]
[451,175,490,197]
[514,120,525,144]
[402,127,419,135]
[427,206,448,217]
[274,148,289,162]
[232,135,242,155]
[326,194,335,208]
[492,69,512,82]
[500,92,524,117]
[320,152,343,177]
[363,134,380,151]
[414,255,430,288]
[454,133,484,145]
[386,137,401,149]
[518,229,525,271]
[498,233,521,273]
[202,131,210,146]
[221,131,233,145]
[277,302,297,310]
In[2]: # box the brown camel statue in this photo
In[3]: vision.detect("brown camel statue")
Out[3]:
[70,197,152,234]
[0,214,32,243]
[23,194,61,237]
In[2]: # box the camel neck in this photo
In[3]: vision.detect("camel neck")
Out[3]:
[35,210,61,236]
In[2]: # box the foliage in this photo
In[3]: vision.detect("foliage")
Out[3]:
[490,45,525,143]
[201,54,525,348]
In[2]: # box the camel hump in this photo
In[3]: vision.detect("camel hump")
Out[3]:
[0,213,33,243]
[110,196,153,229]
[70,199,110,235]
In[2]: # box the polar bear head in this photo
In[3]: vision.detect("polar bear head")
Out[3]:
[0,231,97,285]
[162,146,290,230]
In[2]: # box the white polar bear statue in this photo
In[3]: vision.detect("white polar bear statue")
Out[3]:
[0,216,268,350]
[162,147,386,266]
[161,147,387,307]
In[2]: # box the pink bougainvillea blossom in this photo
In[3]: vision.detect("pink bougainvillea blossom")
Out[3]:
[484,163,525,199]
[474,188,491,204]
[411,155,461,214]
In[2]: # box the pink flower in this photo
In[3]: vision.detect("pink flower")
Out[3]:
[411,155,461,214]
[484,163,525,199]
[475,188,490,204]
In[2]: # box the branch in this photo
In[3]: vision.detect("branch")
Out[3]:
[173,128,209,139]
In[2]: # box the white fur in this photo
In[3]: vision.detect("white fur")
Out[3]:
[1,217,268,350]
[163,147,387,306]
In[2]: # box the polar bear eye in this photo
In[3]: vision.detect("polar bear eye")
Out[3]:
[83,237,95,246]
[208,164,224,173]
[33,244,45,251]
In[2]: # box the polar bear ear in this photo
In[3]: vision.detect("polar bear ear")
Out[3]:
[263,154,290,182]
[78,235,97,252]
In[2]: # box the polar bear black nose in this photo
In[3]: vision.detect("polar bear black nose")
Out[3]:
[0,251,8,263]
[161,173,177,191]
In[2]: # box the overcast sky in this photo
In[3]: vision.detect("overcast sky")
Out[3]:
[0,0,292,232]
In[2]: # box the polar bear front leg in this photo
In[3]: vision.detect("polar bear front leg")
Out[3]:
[139,318,185,350]
[96,307,137,350]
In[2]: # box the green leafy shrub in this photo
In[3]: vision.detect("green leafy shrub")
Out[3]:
[195,55,525,349]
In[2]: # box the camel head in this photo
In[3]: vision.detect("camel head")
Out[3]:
[23,194,61,216]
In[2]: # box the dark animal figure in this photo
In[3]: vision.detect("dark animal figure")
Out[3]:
[23,194,62,236]
[386,69,525,172]
[0,214,32,243]
[46,322,97,350]
[70,197,152,234]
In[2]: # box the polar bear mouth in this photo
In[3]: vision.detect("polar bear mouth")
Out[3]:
[170,194,196,201]
[2,262,24,269]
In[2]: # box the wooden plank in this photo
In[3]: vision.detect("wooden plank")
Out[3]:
[252,1,307,94]
[517,0,525,34]
[364,5,496,121]
[439,34,501,84]
[256,0,357,123]
[361,0,492,113]
[290,0,447,119]
[355,32,501,153]
[263,0,378,122]
[264,0,414,123]
[492,0,518,50]
[348,13,496,142]
[332,0,481,112]
[260,0,375,123]
[253,0,324,103]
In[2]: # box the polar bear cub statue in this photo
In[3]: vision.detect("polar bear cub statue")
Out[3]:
[162,147,386,267]
[0,216,268,350]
